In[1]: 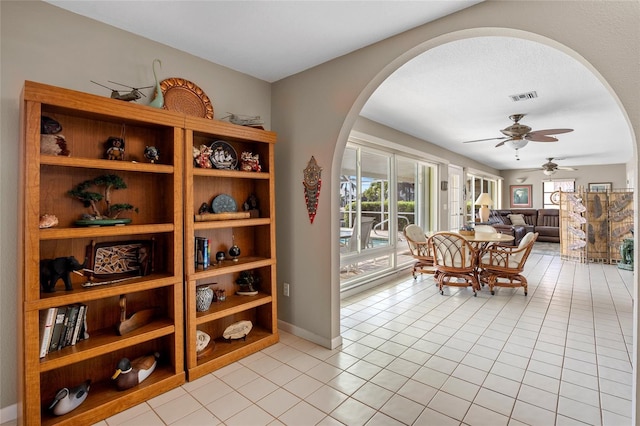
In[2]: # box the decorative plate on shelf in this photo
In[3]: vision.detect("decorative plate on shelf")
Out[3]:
[160,77,214,119]
[209,140,238,170]
[211,194,237,213]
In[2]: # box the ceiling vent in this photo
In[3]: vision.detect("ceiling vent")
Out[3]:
[509,91,538,102]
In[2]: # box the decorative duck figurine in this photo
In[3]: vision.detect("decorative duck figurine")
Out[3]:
[49,379,91,416]
[111,352,159,391]
[148,59,164,108]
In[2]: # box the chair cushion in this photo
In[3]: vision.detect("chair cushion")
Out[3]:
[518,231,537,250]
[404,224,427,243]
[508,214,527,226]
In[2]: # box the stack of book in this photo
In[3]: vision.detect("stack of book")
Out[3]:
[39,304,89,358]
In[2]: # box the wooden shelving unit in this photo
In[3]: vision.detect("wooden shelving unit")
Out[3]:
[19,81,185,425]
[183,116,278,381]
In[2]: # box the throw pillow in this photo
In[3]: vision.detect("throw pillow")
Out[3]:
[488,210,504,224]
[508,214,527,226]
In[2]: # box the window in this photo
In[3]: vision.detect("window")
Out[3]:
[340,141,436,290]
[543,180,575,209]
[465,174,498,223]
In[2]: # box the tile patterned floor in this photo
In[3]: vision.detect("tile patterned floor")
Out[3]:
[4,250,634,425]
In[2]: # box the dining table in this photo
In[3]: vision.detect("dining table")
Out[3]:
[458,231,515,249]
[456,231,515,284]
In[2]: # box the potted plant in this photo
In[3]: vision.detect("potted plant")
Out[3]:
[68,174,138,226]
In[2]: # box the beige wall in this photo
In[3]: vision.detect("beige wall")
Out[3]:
[0,1,271,411]
[501,165,628,210]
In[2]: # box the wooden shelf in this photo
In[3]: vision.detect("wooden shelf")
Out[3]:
[184,114,278,380]
[19,81,185,425]
[19,80,277,424]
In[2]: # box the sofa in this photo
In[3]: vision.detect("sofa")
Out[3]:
[487,208,560,245]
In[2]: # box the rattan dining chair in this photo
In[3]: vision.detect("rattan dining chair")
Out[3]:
[479,232,538,295]
[403,224,435,279]
[429,232,480,296]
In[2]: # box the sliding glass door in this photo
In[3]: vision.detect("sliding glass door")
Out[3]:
[340,142,436,290]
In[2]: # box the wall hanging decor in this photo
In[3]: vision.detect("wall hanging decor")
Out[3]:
[303,156,322,224]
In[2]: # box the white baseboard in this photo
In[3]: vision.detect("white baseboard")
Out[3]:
[0,403,17,423]
[278,320,343,350]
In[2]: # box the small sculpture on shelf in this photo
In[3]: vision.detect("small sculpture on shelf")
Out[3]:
[144,145,159,163]
[48,380,91,416]
[112,352,159,391]
[91,80,153,102]
[196,329,214,359]
[40,256,87,292]
[116,294,156,336]
[193,144,213,168]
[148,59,164,108]
[236,270,259,296]
[223,320,252,341]
[39,213,59,229]
[228,235,241,261]
[198,202,209,214]
[40,116,69,156]
[105,136,125,161]
[240,151,261,172]
[216,251,226,265]
[68,174,138,226]
[243,193,260,218]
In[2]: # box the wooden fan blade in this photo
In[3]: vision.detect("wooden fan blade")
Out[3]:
[528,128,573,136]
[525,134,558,142]
[462,136,507,144]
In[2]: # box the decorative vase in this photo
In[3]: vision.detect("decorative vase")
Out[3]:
[196,285,214,312]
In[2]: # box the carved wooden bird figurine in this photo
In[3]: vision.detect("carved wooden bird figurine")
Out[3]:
[111,352,159,391]
[49,379,91,416]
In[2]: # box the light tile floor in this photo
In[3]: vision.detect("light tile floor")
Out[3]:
[5,249,634,425]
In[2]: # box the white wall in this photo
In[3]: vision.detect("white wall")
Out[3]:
[0,0,271,412]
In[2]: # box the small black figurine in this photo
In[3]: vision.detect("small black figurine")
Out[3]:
[105,137,125,160]
[198,202,209,214]
[144,146,159,163]
[40,256,86,292]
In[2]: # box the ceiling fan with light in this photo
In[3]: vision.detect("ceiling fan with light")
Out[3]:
[462,114,573,159]
[527,157,577,176]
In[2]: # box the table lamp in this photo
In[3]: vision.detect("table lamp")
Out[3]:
[475,193,493,223]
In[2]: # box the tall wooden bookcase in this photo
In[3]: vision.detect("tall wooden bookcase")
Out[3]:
[19,81,186,425]
[183,116,278,380]
[18,81,279,424]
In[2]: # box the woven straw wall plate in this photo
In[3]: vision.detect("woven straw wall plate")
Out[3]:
[160,77,214,119]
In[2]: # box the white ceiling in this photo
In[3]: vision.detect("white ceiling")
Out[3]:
[46,1,632,172]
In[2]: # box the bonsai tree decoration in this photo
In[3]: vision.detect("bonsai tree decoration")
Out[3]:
[68,174,138,225]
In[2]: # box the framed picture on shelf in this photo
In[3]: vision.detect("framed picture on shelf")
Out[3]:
[588,182,612,192]
[510,185,532,208]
